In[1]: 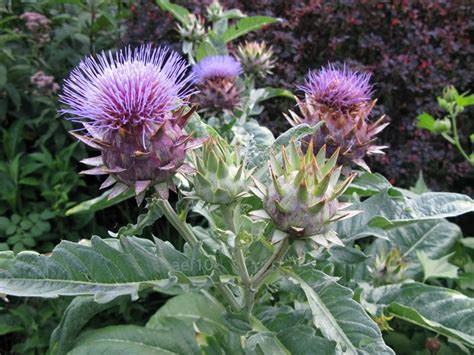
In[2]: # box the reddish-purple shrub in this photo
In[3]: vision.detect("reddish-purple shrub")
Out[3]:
[125,0,473,194]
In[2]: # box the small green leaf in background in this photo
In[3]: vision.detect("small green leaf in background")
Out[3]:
[417,251,459,281]
[458,262,474,291]
[416,112,436,131]
[222,16,278,43]
[195,39,220,62]
[456,93,474,107]
[156,0,191,25]
[0,64,7,88]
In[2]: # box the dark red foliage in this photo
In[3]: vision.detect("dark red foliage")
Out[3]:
[125,0,473,194]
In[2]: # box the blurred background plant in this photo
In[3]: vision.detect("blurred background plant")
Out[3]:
[417,86,474,166]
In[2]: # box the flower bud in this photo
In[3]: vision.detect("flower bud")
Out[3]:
[191,137,251,205]
[251,140,358,248]
[236,41,276,78]
[177,14,206,42]
[425,337,441,355]
[442,85,459,103]
[286,64,388,172]
[432,118,451,134]
[207,1,224,22]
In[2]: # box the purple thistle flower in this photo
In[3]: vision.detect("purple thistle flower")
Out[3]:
[192,55,242,84]
[60,45,193,135]
[60,45,203,204]
[301,64,373,111]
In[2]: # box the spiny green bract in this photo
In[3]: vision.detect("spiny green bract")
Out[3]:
[251,140,358,248]
[190,137,252,205]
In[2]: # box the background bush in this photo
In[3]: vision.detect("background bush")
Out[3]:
[126,0,473,194]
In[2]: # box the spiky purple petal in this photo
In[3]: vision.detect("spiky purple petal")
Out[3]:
[301,64,373,111]
[192,55,242,83]
[59,45,194,135]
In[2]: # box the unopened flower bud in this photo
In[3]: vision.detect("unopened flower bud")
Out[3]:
[207,1,224,22]
[190,137,252,205]
[251,140,358,249]
[236,41,276,78]
[442,85,459,103]
[177,14,205,42]
[432,118,451,134]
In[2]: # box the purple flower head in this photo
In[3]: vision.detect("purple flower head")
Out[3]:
[60,45,193,135]
[301,64,373,111]
[192,55,242,84]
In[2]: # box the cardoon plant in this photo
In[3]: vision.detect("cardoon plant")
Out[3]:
[192,55,242,113]
[286,64,388,172]
[60,45,202,204]
[2,5,474,352]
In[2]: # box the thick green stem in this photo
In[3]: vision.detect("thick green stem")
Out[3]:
[251,236,290,289]
[156,199,241,311]
[156,199,199,248]
[220,203,255,316]
[448,110,472,165]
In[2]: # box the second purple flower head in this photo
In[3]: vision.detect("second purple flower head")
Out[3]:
[192,55,242,113]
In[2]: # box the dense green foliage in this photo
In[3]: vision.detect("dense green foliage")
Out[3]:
[0,1,473,354]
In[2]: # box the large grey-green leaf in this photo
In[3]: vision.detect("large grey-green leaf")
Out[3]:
[233,119,275,173]
[0,236,210,303]
[345,173,392,197]
[252,123,324,182]
[283,266,394,355]
[361,282,474,347]
[336,196,388,242]
[254,305,336,354]
[49,296,126,355]
[277,325,336,355]
[366,191,474,228]
[147,292,228,335]
[367,219,461,278]
[69,322,200,355]
[243,331,289,355]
